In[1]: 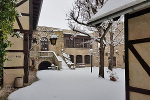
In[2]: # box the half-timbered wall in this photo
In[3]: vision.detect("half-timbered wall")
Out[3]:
[125,8,150,100]
[3,0,31,86]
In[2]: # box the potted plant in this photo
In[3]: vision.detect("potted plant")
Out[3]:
[51,64,55,70]
[107,70,119,81]
[29,65,35,71]
[71,66,75,70]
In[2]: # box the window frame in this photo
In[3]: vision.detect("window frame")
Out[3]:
[76,55,82,64]
[41,37,49,51]
[84,55,90,64]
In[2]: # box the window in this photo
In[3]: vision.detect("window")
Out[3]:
[105,53,108,56]
[65,37,74,48]
[84,39,92,48]
[64,34,92,48]
[113,57,116,66]
[108,56,116,67]
[75,38,83,48]
[31,59,35,66]
[76,55,82,63]
[123,55,125,63]
[41,37,48,51]
[84,55,90,64]
[70,55,74,63]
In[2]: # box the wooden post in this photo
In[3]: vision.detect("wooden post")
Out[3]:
[24,34,29,83]
[91,54,92,73]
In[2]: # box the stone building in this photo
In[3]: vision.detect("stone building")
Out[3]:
[104,44,125,68]
[104,22,125,69]
[30,25,125,70]
[30,26,99,70]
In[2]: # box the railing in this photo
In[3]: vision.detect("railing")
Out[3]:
[30,51,62,69]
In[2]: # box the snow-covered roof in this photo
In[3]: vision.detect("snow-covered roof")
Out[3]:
[50,33,58,38]
[63,33,72,35]
[88,0,150,26]
[63,33,89,37]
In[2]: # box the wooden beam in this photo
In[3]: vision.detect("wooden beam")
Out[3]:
[128,43,150,77]
[4,67,24,69]
[21,13,30,16]
[125,14,130,100]
[128,38,150,44]
[24,34,29,83]
[14,29,33,34]
[7,50,24,52]
[129,86,150,95]
[16,0,28,7]
[15,17,23,30]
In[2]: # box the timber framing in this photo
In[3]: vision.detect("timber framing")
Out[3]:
[129,86,150,96]
[3,67,24,69]
[4,0,43,85]
[15,16,23,30]
[125,7,150,100]
[15,0,28,7]
[125,14,129,100]
[7,50,24,52]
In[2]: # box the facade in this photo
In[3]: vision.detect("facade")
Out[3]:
[30,26,99,70]
[104,44,125,69]
[104,22,125,69]
[30,26,125,70]
[3,0,43,86]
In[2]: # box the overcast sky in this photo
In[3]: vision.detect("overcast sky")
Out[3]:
[38,0,75,30]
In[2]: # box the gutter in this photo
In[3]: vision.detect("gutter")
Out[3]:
[87,0,150,26]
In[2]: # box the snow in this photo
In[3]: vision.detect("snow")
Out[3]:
[38,51,61,62]
[57,56,69,70]
[8,67,125,100]
[88,0,146,23]
[50,33,58,38]
[62,52,74,66]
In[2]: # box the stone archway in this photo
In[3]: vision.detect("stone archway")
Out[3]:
[38,61,51,70]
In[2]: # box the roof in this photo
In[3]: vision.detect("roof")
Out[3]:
[88,0,150,26]
[33,0,43,30]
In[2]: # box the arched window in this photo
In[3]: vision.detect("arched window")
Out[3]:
[84,55,90,64]
[41,37,48,51]
[70,55,74,63]
[76,55,82,64]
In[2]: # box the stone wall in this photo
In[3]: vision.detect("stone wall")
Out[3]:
[30,26,125,69]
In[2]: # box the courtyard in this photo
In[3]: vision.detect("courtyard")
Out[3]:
[8,67,125,100]
[1,0,150,100]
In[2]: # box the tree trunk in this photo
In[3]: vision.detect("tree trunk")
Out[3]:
[99,41,105,78]
[108,32,114,71]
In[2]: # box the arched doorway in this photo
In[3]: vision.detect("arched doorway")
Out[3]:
[38,61,51,70]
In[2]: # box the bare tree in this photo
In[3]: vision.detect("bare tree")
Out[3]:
[106,16,124,71]
[67,0,112,78]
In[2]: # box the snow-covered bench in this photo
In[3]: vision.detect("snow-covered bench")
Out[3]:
[76,63,85,68]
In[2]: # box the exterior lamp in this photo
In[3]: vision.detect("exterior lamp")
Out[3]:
[33,38,37,44]
[115,50,119,55]
[89,49,93,73]
[49,33,58,45]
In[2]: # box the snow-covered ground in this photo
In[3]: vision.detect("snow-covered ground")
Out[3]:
[8,67,125,100]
